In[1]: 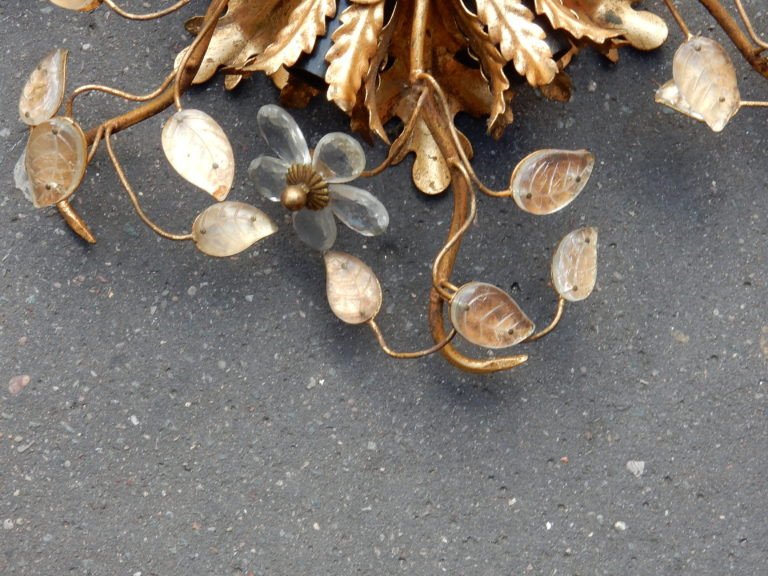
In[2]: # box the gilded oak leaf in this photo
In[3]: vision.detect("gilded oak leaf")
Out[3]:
[325,1,384,113]
[534,0,621,45]
[474,0,558,86]
[246,0,337,75]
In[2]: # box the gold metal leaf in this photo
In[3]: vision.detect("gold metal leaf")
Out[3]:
[49,0,102,11]
[324,251,382,325]
[248,0,336,76]
[551,227,598,302]
[324,1,384,113]
[161,109,235,201]
[19,48,68,126]
[510,149,594,215]
[25,117,87,208]
[450,282,535,349]
[474,0,558,86]
[534,0,620,45]
[192,201,277,257]
[671,36,740,132]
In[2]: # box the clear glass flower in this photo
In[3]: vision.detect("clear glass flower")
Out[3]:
[248,105,389,252]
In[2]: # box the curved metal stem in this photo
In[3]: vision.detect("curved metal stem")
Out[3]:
[525,296,566,343]
[662,0,692,40]
[368,319,456,359]
[66,72,176,118]
[734,0,768,52]
[103,0,191,20]
[104,128,193,242]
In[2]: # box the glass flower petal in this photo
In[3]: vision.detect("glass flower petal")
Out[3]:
[324,251,382,324]
[19,48,68,126]
[510,149,594,215]
[248,154,289,202]
[329,184,389,236]
[192,201,277,257]
[50,0,102,11]
[293,207,337,252]
[162,109,235,200]
[312,132,366,183]
[25,117,88,208]
[450,282,535,349]
[672,36,740,132]
[257,105,310,165]
[551,227,598,302]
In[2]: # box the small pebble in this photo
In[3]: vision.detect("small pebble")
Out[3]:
[3,519,13,530]
[8,375,31,396]
[187,286,197,296]
[626,460,645,478]
[614,521,627,532]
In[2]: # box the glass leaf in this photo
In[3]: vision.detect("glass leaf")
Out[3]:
[25,117,87,208]
[551,227,598,302]
[673,36,740,132]
[329,184,389,236]
[293,207,337,252]
[248,155,288,202]
[324,251,382,324]
[313,132,366,183]
[50,0,102,10]
[192,201,277,257]
[19,48,68,126]
[510,149,594,215]
[257,105,310,165]
[654,79,704,122]
[14,150,35,205]
[450,282,535,349]
[162,109,234,201]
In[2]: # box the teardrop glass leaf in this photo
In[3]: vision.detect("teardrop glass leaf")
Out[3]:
[510,149,594,215]
[551,227,598,302]
[313,133,366,183]
[19,48,68,126]
[162,109,235,201]
[14,151,35,205]
[450,282,535,349]
[673,37,740,132]
[324,251,382,324]
[192,201,277,257]
[50,0,102,11]
[654,79,704,122]
[25,117,87,208]
[329,184,389,236]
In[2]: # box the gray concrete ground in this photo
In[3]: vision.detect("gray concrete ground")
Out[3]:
[1,1,767,574]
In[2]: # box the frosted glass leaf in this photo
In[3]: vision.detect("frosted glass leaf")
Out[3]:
[450,282,534,349]
[19,48,68,126]
[25,117,87,208]
[162,109,234,201]
[673,37,740,132]
[192,201,277,257]
[256,105,310,165]
[655,79,704,122]
[324,251,382,324]
[329,184,389,236]
[313,133,366,183]
[293,207,337,251]
[510,149,594,215]
[14,150,35,205]
[50,0,102,10]
[551,227,598,302]
[248,154,289,202]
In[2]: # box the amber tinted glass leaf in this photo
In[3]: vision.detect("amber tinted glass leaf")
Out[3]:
[551,227,598,302]
[25,117,87,208]
[654,79,704,122]
[510,149,594,215]
[324,251,382,324]
[19,49,68,126]
[50,0,102,10]
[162,109,235,200]
[450,282,534,349]
[672,36,740,132]
[192,201,277,257]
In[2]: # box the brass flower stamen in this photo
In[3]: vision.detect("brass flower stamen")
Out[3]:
[283,163,329,211]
